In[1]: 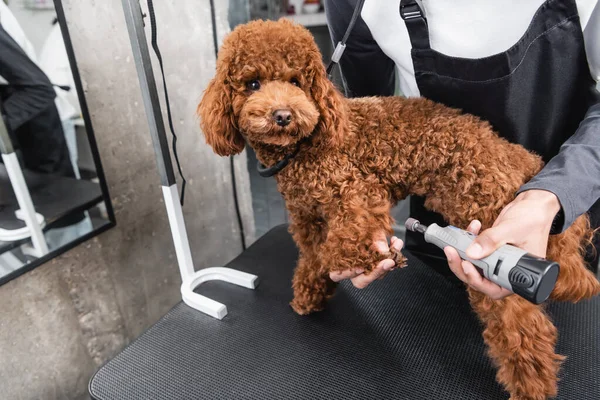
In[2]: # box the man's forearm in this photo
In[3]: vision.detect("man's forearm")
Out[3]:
[517,101,600,232]
[0,25,56,131]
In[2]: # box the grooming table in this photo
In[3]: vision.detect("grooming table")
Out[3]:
[89,225,599,400]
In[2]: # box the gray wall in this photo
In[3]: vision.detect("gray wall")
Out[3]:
[0,1,255,399]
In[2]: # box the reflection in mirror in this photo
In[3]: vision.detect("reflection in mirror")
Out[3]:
[0,0,114,284]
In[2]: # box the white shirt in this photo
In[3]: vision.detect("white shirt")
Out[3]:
[0,4,78,121]
[361,0,600,97]
[39,23,80,120]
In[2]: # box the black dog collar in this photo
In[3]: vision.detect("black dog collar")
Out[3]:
[256,140,304,178]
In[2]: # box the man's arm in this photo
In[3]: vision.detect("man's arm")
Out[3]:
[450,2,600,295]
[453,99,600,297]
[324,0,396,97]
[0,24,56,131]
[517,100,600,232]
[516,1,600,231]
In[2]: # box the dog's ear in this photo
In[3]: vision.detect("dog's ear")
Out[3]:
[309,59,347,146]
[197,75,245,156]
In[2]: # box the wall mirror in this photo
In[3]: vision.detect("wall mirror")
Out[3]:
[0,0,115,285]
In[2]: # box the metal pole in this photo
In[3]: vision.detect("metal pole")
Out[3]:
[120,0,258,319]
[0,103,14,155]
[122,0,193,278]
[0,105,49,256]
[121,0,175,187]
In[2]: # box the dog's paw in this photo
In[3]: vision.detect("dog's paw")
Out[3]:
[508,395,551,400]
[386,248,407,269]
[290,299,324,315]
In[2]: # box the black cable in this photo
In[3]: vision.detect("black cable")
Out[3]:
[230,151,247,250]
[146,0,187,205]
[209,0,220,59]
[209,0,247,250]
[340,0,366,44]
[325,0,366,75]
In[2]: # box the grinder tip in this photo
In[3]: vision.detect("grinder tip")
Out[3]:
[405,218,420,232]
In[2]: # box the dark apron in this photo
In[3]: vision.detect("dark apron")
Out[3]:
[399,0,600,275]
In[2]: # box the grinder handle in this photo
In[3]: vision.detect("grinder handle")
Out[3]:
[423,224,501,274]
[423,224,558,304]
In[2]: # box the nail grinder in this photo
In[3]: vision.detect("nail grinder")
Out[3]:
[405,218,559,304]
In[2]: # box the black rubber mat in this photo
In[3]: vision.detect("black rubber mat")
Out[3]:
[89,225,600,400]
[0,164,103,230]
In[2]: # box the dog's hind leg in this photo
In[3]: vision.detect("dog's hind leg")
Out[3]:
[548,215,600,302]
[469,290,563,400]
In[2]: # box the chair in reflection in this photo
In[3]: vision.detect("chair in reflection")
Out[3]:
[0,2,113,280]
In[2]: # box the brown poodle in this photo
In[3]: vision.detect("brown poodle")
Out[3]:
[197,19,600,400]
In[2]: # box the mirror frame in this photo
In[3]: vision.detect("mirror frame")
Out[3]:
[0,0,116,286]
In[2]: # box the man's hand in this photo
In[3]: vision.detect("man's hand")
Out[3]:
[445,189,561,299]
[329,231,403,289]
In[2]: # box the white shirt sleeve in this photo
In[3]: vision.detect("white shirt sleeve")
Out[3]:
[0,3,37,62]
[582,1,600,82]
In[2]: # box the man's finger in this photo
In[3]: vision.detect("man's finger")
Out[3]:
[371,231,389,254]
[465,224,514,260]
[461,261,512,299]
[351,260,392,289]
[390,236,404,252]
[330,268,364,283]
[444,247,468,284]
[467,220,481,234]
[372,240,389,254]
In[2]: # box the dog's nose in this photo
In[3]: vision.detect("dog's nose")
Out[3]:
[273,109,292,127]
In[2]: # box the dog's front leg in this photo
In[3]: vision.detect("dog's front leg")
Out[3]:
[320,182,405,277]
[286,208,337,315]
[290,254,337,315]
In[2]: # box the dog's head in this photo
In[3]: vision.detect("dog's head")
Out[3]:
[197,19,346,156]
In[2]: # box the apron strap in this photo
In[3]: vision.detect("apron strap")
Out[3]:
[399,0,430,50]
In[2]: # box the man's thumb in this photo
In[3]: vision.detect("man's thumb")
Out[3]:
[466,227,508,259]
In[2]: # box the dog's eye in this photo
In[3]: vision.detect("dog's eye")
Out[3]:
[290,78,300,87]
[247,80,261,91]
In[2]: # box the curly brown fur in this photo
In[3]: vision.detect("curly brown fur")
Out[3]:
[198,19,600,400]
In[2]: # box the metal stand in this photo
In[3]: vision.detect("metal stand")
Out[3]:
[121,0,258,320]
[0,106,49,257]
[0,250,22,275]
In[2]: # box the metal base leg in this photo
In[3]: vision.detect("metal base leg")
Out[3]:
[0,251,23,276]
[162,185,258,319]
[122,0,257,319]
[181,268,259,320]
[1,153,49,257]
[0,210,45,242]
